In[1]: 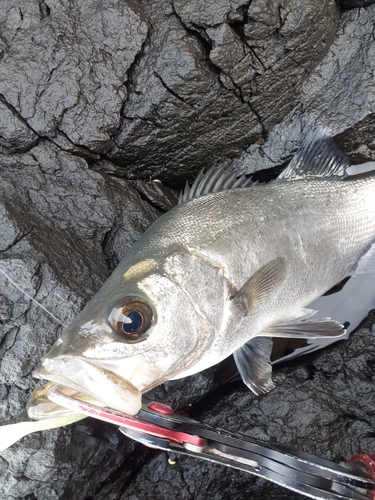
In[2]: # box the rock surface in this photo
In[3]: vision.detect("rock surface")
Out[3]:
[232,5,375,175]
[0,1,374,499]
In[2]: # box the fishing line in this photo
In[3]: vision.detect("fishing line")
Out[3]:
[0,266,66,327]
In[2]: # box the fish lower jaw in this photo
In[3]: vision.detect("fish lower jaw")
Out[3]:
[32,357,142,416]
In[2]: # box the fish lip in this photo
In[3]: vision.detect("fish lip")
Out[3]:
[32,356,142,415]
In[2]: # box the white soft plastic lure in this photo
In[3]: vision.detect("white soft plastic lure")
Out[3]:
[0,413,85,452]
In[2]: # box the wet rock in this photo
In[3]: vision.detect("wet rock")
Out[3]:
[132,180,179,212]
[1,416,135,500]
[0,0,148,153]
[0,0,374,499]
[0,97,38,154]
[233,4,375,174]
[144,369,217,411]
[108,0,339,183]
[340,0,375,8]
[0,142,160,295]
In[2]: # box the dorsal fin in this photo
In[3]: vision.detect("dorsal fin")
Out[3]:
[277,129,349,181]
[178,165,254,204]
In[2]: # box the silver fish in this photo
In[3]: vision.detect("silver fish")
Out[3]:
[29,131,375,417]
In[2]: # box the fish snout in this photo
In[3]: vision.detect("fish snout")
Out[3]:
[32,356,142,416]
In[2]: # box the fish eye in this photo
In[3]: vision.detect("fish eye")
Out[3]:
[108,299,153,342]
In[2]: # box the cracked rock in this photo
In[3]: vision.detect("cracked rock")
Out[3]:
[0,141,160,498]
[233,4,375,174]
[0,0,148,152]
[132,179,179,212]
[174,0,339,129]
[0,142,160,296]
[0,98,38,154]
[108,0,339,183]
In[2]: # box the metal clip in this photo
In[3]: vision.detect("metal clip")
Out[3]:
[48,385,375,500]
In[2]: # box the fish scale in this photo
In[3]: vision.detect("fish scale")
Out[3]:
[145,178,375,312]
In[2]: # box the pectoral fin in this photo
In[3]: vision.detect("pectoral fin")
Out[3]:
[262,316,345,338]
[233,338,275,395]
[233,257,287,312]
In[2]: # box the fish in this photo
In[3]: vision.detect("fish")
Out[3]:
[6,130,375,441]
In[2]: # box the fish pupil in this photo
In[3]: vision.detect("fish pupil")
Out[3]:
[123,311,143,333]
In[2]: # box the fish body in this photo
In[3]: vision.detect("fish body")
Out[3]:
[30,132,375,417]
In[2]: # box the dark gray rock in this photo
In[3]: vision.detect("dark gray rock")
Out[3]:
[0,0,374,499]
[0,97,38,154]
[108,0,339,183]
[0,0,148,154]
[340,0,375,8]
[131,180,179,212]
[232,4,375,175]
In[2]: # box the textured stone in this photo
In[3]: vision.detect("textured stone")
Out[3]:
[108,0,339,183]
[0,143,160,498]
[232,4,375,175]
[0,0,148,153]
[0,98,38,154]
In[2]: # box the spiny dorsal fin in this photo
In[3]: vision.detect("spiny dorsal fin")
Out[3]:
[278,129,349,181]
[178,165,254,204]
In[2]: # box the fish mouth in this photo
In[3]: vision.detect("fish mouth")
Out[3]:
[31,357,142,417]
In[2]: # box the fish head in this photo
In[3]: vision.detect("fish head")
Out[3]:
[31,250,225,417]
